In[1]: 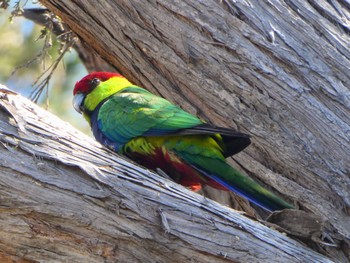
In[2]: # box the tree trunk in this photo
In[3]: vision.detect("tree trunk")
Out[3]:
[3,0,350,261]
[0,87,333,262]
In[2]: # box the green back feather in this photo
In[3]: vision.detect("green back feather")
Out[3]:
[97,86,203,146]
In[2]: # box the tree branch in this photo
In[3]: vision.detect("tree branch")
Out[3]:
[39,0,350,246]
[5,0,350,260]
[0,86,332,263]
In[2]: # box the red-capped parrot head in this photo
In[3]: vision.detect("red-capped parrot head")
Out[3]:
[73,72,122,114]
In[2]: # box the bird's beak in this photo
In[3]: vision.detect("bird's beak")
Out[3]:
[73,93,85,114]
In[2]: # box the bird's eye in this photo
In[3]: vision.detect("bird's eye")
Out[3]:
[90,78,101,89]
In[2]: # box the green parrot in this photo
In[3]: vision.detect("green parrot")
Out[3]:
[73,72,293,211]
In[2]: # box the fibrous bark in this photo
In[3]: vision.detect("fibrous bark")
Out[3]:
[2,0,350,261]
[0,87,333,262]
[37,0,349,255]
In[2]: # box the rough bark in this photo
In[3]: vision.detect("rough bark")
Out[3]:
[0,87,333,262]
[3,0,350,261]
[37,0,349,256]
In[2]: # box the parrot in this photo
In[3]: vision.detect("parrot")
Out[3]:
[73,72,294,211]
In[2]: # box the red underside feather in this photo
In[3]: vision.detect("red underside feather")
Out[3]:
[128,148,228,191]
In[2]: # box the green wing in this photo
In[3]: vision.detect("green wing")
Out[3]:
[96,86,203,148]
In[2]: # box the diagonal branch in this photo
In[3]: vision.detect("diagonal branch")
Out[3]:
[0,87,333,262]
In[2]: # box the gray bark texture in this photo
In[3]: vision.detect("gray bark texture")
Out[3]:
[0,87,333,262]
[0,0,349,261]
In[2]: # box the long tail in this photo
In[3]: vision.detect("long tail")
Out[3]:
[184,154,294,211]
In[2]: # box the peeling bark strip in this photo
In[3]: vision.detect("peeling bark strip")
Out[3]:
[0,89,333,261]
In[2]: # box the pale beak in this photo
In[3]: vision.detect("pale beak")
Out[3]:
[73,93,85,114]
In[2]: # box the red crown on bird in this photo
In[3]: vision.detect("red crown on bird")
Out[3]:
[73,72,122,95]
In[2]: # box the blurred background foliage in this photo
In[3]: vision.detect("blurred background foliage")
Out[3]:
[0,0,90,133]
